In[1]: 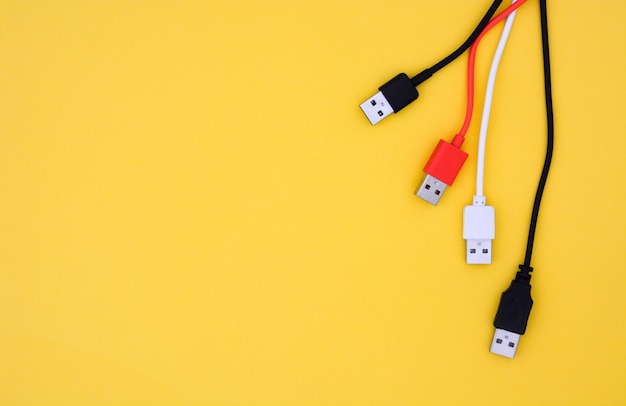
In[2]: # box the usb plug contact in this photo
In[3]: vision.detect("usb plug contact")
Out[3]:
[415,174,447,206]
[360,92,394,125]
[490,328,520,358]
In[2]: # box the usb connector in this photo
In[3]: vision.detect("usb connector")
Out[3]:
[360,92,395,125]
[490,328,520,358]
[463,196,495,264]
[415,174,447,206]
[490,266,534,358]
[415,139,468,205]
[359,73,419,125]
[358,1,509,125]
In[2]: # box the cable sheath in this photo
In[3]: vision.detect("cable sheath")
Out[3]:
[410,0,504,86]
[457,0,527,141]
[476,1,518,196]
[522,0,554,268]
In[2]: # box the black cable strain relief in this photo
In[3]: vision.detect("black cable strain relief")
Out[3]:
[410,69,432,87]
[516,264,534,282]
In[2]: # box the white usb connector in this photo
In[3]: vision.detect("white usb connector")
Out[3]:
[463,196,495,264]
[462,0,517,266]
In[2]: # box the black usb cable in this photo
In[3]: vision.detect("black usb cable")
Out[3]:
[359,0,504,125]
[490,0,554,358]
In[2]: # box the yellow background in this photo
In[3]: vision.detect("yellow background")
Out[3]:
[1,1,625,405]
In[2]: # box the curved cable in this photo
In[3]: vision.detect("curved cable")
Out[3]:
[522,0,554,269]
[476,0,519,197]
[411,0,503,86]
[454,0,527,148]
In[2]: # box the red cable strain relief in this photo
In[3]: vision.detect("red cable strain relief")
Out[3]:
[451,134,465,148]
[423,139,468,186]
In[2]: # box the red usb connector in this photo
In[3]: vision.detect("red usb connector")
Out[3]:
[415,0,526,206]
[415,137,468,205]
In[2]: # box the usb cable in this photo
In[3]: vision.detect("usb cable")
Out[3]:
[415,0,527,206]
[359,0,504,125]
[490,0,554,358]
[464,0,519,264]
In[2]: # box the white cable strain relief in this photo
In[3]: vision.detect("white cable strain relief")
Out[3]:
[473,195,486,206]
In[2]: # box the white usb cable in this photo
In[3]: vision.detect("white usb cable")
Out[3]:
[463,0,518,264]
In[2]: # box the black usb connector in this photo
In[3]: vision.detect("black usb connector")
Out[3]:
[490,0,554,359]
[359,0,504,125]
[490,266,533,358]
[360,73,418,125]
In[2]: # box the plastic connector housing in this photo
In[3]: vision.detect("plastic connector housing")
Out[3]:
[494,276,533,335]
[423,139,468,186]
[379,73,419,112]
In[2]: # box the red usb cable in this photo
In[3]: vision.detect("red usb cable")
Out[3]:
[416,0,528,205]
[455,0,528,147]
